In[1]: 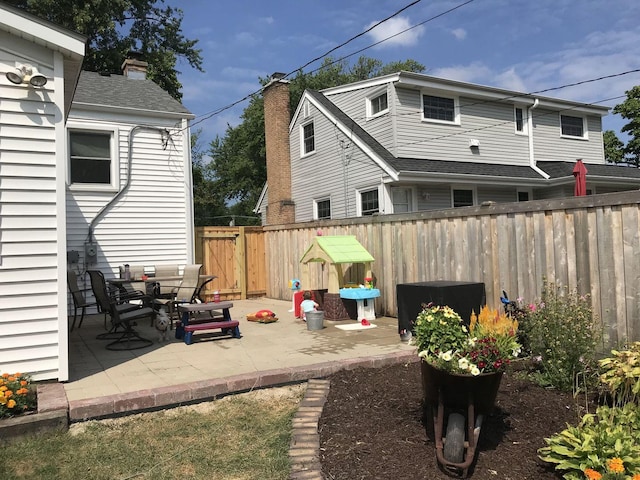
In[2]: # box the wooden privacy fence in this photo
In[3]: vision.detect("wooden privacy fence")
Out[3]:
[195,226,266,301]
[264,190,640,349]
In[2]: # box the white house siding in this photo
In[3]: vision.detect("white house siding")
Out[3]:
[532,109,604,164]
[291,101,385,221]
[65,112,191,279]
[0,44,65,381]
[393,87,531,165]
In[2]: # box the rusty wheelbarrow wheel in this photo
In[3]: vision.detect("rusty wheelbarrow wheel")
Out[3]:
[444,412,465,463]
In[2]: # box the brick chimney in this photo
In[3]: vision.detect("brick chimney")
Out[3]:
[263,73,295,225]
[121,51,148,79]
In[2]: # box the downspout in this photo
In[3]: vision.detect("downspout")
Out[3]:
[528,99,550,179]
[87,125,167,242]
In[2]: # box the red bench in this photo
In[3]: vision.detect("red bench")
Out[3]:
[183,320,240,345]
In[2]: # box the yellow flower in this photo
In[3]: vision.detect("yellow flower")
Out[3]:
[4,390,13,398]
[583,468,602,480]
[607,458,625,474]
[7,376,15,382]
[0,396,6,405]
[0,385,6,392]
[7,399,16,409]
[631,474,640,480]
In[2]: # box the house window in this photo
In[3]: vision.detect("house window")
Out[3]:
[360,188,379,216]
[302,122,315,155]
[423,94,457,123]
[392,187,413,213]
[561,115,586,138]
[517,190,530,202]
[69,129,117,189]
[368,92,388,117]
[514,107,526,133]
[452,189,474,207]
[315,198,331,220]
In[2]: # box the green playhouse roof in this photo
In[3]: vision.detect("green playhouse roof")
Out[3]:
[300,235,374,264]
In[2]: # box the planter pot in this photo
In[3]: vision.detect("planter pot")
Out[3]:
[306,311,325,330]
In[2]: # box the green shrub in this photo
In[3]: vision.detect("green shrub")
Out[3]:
[521,281,600,391]
[538,404,640,480]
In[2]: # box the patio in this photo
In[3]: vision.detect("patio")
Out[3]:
[66,297,414,420]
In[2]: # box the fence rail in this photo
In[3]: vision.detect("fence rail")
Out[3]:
[263,191,640,349]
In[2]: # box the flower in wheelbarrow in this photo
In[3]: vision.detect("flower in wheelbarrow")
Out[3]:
[413,303,520,375]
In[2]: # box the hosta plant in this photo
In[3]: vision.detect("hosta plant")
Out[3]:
[538,403,640,480]
[599,342,640,407]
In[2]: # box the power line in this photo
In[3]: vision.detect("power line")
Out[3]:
[188,0,482,131]
[188,0,425,130]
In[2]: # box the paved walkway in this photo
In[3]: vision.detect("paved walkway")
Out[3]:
[65,297,415,421]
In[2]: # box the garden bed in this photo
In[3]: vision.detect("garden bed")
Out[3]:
[319,361,595,479]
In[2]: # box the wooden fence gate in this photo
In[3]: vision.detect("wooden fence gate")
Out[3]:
[195,226,266,301]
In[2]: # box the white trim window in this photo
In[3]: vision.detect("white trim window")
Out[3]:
[314,198,331,220]
[514,106,527,134]
[391,187,413,213]
[452,187,474,207]
[358,187,379,216]
[560,114,588,139]
[68,127,119,191]
[422,94,460,124]
[367,90,389,119]
[301,121,315,156]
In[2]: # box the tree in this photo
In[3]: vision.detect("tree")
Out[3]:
[612,85,640,167]
[208,56,426,216]
[7,0,202,100]
[191,130,228,226]
[603,130,625,164]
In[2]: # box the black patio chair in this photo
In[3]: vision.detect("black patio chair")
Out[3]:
[67,269,98,331]
[87,270,154,350]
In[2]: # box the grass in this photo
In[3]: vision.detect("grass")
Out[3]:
[0,385,305,480]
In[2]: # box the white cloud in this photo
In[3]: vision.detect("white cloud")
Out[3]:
[235,31,259,46]
[431,62,493,84]
[259,16,274,25]
[365,16,425,48]
[451,28,466,41]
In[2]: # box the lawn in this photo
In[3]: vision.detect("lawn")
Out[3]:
[0,385,304,480]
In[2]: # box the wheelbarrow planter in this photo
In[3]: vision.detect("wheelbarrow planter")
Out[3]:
[421,360,503,478]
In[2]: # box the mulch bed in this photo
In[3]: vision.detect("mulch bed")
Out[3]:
[319,361,594,480]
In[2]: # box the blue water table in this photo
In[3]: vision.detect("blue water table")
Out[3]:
[339,287,380,321]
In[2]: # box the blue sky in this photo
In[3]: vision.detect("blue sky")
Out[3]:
[176,0,640,146]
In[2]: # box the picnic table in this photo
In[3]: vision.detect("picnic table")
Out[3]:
[176,301,241,345]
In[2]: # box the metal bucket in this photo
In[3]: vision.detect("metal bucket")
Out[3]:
[306,311,324,331]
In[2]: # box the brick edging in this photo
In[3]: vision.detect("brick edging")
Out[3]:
[68,350,418,422]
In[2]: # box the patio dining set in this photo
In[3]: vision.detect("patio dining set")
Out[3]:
[67,264,239,350]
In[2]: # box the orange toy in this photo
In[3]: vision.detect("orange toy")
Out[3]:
[246,309,278,323]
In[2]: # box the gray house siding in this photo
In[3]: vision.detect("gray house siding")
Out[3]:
[417,184,453,210]
[326,85,395,154]
[393,87,531,165]
[532,109,604,163]
[291,100,384,220]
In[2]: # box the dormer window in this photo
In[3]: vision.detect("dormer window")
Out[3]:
[422,94,459,124]
[368,91,388,118]
[561,115,587,139]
